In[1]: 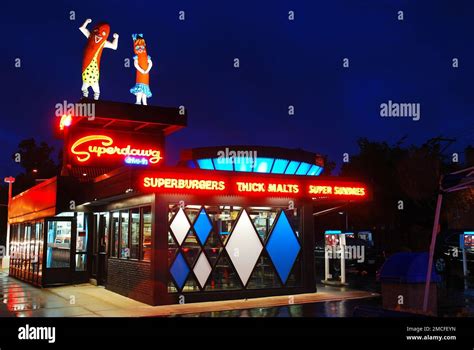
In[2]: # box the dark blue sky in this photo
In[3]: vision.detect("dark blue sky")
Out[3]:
[1,0,473,176]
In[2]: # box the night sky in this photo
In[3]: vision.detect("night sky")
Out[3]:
[1,0,473,176]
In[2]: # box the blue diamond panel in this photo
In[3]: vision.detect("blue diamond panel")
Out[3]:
[170,252,190,290]
[266,211,301,284]
[194,208,213,245]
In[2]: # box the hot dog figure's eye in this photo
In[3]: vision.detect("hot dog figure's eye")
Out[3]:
[102,31,106,36]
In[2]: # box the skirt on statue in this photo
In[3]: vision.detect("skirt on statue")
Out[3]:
[130,83,152,98]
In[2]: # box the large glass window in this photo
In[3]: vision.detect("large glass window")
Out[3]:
[46,221,72,268]
[75,213,88,271]
[103,213,109,254]
[167,204,303,293]
[36,222,43,280]
[109,207,152,262]
[130,208,140,259]
[120,210,129,258]
[142,207,152,261]
[111,212,120,257]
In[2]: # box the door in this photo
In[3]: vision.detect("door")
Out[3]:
[44,217,75,284]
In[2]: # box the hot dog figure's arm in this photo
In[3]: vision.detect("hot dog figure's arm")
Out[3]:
[79,18,92,38]
[105,33,119,50]
[144,58,153,74]
[133,59,146,74]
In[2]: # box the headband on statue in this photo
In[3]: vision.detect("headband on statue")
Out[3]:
[132,33,144,41]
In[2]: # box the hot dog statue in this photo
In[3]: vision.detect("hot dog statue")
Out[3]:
[130,34,153,105]
[79,19,119,100]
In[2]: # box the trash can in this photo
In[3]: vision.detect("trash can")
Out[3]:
[379,252,440,315]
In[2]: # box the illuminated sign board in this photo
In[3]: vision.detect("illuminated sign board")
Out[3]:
[69,133,163,167]
[308,185,366,197]
[461,232,474,252]
[143,176,226,192]
[141,173,368,199]
[234,181,300,195]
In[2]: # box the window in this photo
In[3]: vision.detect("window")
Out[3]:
[142,206,152,261]
[111,212,120,257]
[76,213,88,271]
[46,220,72,268]
[36,222,43,280]
[130,208,140,259]
[103,214,109,254]
[120,210,129,258]
[167,204,303,292]
[108,207,151,261]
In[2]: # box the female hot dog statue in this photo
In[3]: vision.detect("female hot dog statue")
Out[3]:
[130,34,153,105]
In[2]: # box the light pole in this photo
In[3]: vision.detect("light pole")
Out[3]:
[2,176,15,269]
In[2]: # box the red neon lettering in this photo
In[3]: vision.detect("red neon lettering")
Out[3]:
[267,183,299,194]
[143,177,226,191]
[236,182,265,192]
[70,135,162,164]
[308,185,333,195]
[334,186,366,196]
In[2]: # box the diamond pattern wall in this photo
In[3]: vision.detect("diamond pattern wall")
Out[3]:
[170,252,190,290]
[225,209,263,286]
[170,208,191,245]
[193,208,213,245]
[169,206,303,292]
[193,252,212,288]
[266,211,301,284]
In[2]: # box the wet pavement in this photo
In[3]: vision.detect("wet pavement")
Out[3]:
[0,271,379,317]
[3,268,472,318]
[0,271,147,317]
[178,296,382,317]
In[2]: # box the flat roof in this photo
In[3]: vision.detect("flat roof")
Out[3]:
[70,99,187,136]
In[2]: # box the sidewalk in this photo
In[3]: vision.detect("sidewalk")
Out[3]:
[0,272,378,317]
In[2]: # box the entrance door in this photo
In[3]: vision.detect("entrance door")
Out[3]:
[44,217,75,284]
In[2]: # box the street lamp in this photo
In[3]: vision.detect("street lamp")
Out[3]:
[2,176,15,269]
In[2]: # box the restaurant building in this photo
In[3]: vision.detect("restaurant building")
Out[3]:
[7,100,369,305]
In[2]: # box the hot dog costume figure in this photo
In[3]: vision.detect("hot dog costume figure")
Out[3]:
[79,19,119,100]
[130,34,153,105]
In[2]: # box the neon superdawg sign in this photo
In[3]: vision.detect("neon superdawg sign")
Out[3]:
[70,134,163,166]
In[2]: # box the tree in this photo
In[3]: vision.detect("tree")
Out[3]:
[10,138,59,194]
[340,137,470,252]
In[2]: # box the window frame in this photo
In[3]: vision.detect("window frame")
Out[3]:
[109,205,152,262]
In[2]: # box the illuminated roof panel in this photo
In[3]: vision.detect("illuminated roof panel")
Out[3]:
[272,159,289,174]
[254,157,275,173]
[284,161,300,175]
[295,162,311,175]
[197,158,214,170]
[213,158,233,171]
[193,157,323,176]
